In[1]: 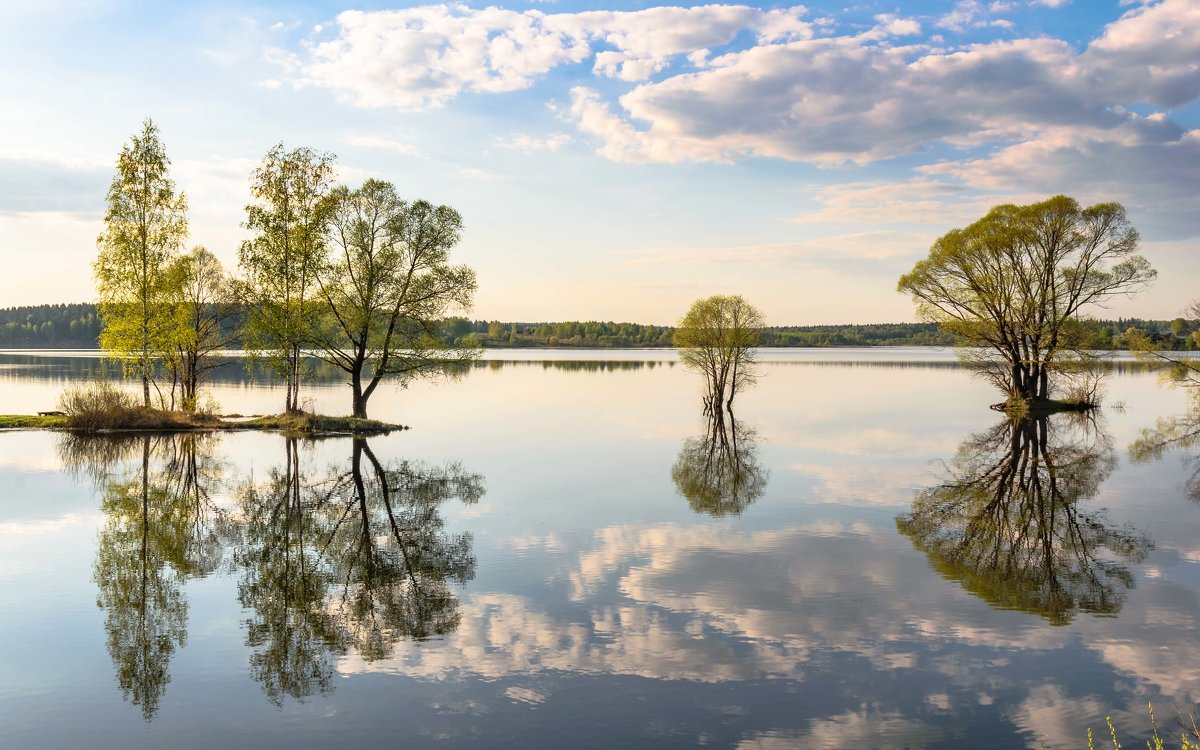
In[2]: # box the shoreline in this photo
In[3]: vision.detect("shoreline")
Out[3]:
[0,412,406,436]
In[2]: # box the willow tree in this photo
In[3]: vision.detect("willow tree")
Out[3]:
[898,196,1155,407]
[238,145,335,413]
[673,295,763,413]
[94,118,189,406]
[315,179,478,419]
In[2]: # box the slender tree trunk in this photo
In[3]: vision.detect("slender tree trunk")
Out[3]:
[351,371,367,419]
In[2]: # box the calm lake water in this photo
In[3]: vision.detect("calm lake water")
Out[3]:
[1,347,1198,749]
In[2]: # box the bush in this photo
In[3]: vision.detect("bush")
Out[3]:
[58,382,139,420]
[56,382,203,431]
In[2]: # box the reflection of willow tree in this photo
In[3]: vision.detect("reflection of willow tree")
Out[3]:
[321,439,480,659]
[898,415,1152,625]
[233,438,482,704]
[60,433,226,721]
[1130,397,1200,503]
[672,411,767,517]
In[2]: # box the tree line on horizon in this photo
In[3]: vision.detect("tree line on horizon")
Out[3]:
[3,303,1197,352]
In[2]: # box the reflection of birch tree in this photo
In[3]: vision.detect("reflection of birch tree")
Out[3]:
[898,415,1152,625]
[233,438,482,704]
[234,438,341,706]
[672,410,767,517]
[64,434,226,720]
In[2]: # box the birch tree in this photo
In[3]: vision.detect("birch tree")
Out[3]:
[238,145,335,412]
[94,118,188,406]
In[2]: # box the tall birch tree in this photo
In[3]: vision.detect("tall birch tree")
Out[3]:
[94,118,188,406]
[238,145,335,413]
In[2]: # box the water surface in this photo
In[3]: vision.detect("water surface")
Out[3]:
[1,348,1197,749]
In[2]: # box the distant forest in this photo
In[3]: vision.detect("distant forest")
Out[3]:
[1,303,1196,350]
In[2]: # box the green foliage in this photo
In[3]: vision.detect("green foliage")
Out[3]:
[0,414,68,428]
[315,179,478,418]
[898,195,1155,402]
[674,295,763,412]
[94,118,189,406]
[232,438,480,704]
[237,144,336,412]
[168,246,237,410]
[1087,704,1200,750]
[74,435,226,720]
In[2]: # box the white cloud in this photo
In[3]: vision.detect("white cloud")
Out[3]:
[873,14,922,37]
[738,712,942,749]
[496,133,572,152]
[300,6,591,109]
[345,134,425,157]
[937,1,986,32]
[1083,0,1200,107]
[457,165,502,181]
[296,4,809,109]
[276,0,1200,236]
[626,231,932,272]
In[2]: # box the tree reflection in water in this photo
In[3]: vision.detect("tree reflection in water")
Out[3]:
[1129,397,1200,503]
[233,437,482,705]
[897,414,1152,625]
[233,438,342,705]
[672,410,768,517]
[60,433,227,721]
[65,433,482,717]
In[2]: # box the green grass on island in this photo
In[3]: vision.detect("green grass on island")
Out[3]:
[0,414,70,429]
[0,409,403,435]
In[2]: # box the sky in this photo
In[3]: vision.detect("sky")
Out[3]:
[0,0,1196,325]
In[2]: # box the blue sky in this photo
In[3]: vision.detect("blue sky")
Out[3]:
[0,0,1197,324]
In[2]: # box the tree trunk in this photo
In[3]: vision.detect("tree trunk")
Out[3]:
[351,373,367,419]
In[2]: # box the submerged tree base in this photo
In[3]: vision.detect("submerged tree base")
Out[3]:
[0,409,405,436]
[991,397,1097,417]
